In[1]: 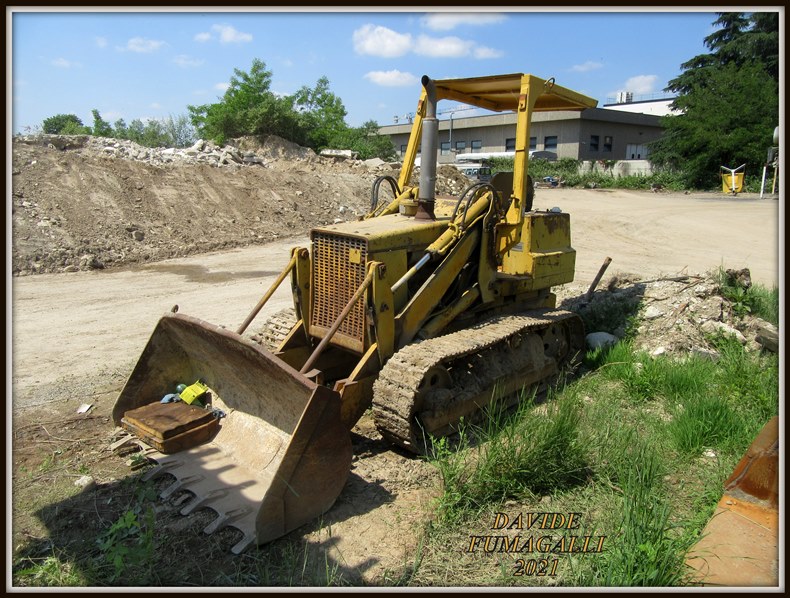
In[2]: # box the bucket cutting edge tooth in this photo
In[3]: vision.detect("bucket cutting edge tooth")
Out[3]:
[141,458,185,482]
[160,474,204,499]
[231,532,257,556]
[203,507,251,535]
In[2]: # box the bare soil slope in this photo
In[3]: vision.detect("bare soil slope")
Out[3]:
[11,134,475,276]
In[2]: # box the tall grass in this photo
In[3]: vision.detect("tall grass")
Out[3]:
[580,442,691,586]
[669,393,744,456]
[428,390,587,524]
[418,270,779,588]
[589,342,717,404]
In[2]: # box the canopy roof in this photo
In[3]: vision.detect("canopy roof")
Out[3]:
[432,73,598,113]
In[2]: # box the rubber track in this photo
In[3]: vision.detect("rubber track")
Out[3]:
[371,310,583,452]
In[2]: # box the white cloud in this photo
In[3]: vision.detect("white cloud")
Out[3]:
[353,24,501,60]
[622,75,658,95]
[473,45,504,59]
[212,24,252,44]
[421,13,506,31]
[194,24,253,44]
[364,70,419,87]
[353,24,412,57]
[149,103,162,110]
[51,57,80,68]
[415,34,473,58]
[214,82,230,91]
[173,54,204,68]
[123,37,166,53]
[95,37,108,48]
[571,61,604,73]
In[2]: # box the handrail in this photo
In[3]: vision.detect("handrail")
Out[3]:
[236,251,299,335]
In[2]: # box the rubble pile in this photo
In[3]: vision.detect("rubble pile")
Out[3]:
[559,269,778,360]
[11,134,480,276]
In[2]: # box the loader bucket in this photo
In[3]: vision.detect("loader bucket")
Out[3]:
[685,416,779,586]
[112,312,352,554]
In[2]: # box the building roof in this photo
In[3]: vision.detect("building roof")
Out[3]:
[379,107,661,135]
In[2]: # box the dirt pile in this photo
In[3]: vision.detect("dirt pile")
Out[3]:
[11,135,474,276]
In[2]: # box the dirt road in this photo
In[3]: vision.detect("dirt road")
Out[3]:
[11,189,779,411]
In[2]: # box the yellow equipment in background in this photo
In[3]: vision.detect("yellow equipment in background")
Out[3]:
[112,73,598,553]
[721,164,746,194]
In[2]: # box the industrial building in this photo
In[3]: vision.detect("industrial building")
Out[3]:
[379,95,674,165]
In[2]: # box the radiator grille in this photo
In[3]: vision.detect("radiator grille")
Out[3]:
[310,232,368,350]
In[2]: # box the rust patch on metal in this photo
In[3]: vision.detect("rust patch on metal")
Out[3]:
[723,416,779,507]
[542,212,570,236]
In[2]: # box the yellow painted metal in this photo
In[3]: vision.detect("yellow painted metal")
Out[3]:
[426,191,493,257]
[397,226,482,348]
[237,251,298,334]
[311,214,450,320]
[334,344,381,428]
[431,72,597,113]
[419,73,595,255]
[292,247,311,339]
[384,74,595,222]
[371,262,395,361]
[302,264,376,374]
[397,92,427,193]
[500,212,576,285]
[312,213,448,254]
[419,286,481,339]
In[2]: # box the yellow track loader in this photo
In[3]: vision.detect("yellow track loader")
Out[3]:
[112,73,598,553]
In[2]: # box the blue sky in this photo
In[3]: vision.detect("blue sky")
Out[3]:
[9,9,722,135]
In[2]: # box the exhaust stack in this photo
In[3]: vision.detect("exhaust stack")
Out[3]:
[416,75,438,220]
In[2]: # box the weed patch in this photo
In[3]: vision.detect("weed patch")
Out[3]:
[429,392,587,524]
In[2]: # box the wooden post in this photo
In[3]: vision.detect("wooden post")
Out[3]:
[585,257,612,302]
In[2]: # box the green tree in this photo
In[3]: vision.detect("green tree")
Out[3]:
[91,109,113,137]
[42,113,89,134]
[113,118,129,140]
[188,58,302,145]
[330,120,396,161]
[293,76,348,150]
[162,114,196,148]
[649,12,779,188]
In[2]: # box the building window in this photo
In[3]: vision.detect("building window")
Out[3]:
[400,144,407,156]
[626,143,648,160]
[440,142,451,156]
[471,140,482,152]
[505,137,516,152]
[544,136,558,150]
[455,140,466,153]
[529,137,537,150]
[604,136,613,152]
[590,135,599,152]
